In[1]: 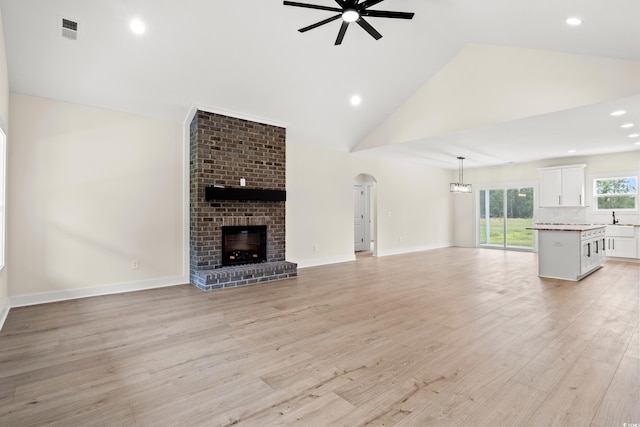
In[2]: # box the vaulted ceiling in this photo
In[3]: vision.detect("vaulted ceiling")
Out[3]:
[1,0,639,168]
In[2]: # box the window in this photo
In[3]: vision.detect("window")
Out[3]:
[593,176,637,211]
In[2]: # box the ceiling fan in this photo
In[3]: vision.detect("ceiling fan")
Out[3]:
[283,0,415,45]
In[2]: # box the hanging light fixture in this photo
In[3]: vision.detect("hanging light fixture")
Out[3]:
[450,157,472,193]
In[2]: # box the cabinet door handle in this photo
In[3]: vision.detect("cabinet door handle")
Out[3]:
[612,239,615,250]
[595,240,598,254]
[587,243,591,257]
[579,194,582,205]
[558,195,561,205]
[603,238,606,252]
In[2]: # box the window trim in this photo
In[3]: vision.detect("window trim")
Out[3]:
[591,173,638,213]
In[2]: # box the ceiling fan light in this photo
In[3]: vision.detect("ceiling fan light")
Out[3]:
[342,10,359,23]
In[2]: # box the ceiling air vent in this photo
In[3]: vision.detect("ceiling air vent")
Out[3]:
[61,18,78,41]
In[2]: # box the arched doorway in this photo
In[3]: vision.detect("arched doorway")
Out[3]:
[354,173,377,256]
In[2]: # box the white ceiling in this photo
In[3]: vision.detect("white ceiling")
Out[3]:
[1,0,639,169]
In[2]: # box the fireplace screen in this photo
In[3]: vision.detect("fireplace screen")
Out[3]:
[221,225,267,266]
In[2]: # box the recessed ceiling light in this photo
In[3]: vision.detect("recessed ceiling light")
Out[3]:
[350,95,362,106]
[566,17,582,26]
[343,10,360,22]
[130,19,146,34]
[621,123,635,128]
[628,133,640,138]
[610,110,627,116]
[568,149,576,153]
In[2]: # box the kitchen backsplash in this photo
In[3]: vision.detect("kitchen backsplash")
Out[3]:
[537,207,640,225]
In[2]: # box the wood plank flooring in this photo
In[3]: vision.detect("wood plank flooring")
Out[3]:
[0,248,638,426]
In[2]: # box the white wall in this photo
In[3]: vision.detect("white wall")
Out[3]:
[3,94,455,308]
[453,150,640,247]
[286,143,453,267]
[0,7,10,324]
[286,143,354,267]
[8,94,186,302]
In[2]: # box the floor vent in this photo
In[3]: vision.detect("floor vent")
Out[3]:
[61,18,78,40]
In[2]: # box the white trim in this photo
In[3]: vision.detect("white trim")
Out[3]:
[8,275,188,308]
[187,104,288,129]
[182,109,193,278]
[0,298,9,331]
[475,180,538,191]
[538,163,587,171]
[295,255,356,269]
[451,242,475,248]
[376,243,449,258]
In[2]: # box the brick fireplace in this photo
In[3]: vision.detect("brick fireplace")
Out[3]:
[189,110,297,290]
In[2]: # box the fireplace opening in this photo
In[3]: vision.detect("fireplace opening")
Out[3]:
[221,225,267,267]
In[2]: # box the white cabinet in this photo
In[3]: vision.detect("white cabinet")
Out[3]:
[539,165,586,207]
[539,169,562,207]
[561,166,585,206]
[537,227,605,281]
[605,225,637,258]
[581,229,606,275]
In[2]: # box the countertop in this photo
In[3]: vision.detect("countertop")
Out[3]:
[528,224,607,232]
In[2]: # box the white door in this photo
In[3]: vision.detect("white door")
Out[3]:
[354,185,368,252]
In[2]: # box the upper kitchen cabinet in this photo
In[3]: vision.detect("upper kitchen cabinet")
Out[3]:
[539,164,586,207]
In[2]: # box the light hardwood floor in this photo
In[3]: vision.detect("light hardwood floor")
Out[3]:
[1,248,638,426]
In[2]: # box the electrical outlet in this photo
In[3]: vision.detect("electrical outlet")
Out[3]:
[131,259,139,269]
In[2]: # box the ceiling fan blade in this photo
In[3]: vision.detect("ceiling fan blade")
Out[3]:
[335,21,349,45]
[357,17,382,40]
[333,0,347,7]
[283,1,342,13]
[358,0,385,9]
[299,14,342,32]
[360,10,415,19]
[361,10,415,19]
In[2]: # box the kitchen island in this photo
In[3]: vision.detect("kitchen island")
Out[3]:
[529,224,606,281]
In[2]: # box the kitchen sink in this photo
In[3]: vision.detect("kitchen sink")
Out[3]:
[605,225,635,237]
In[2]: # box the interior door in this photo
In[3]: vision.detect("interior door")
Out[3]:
[354,185,367,252]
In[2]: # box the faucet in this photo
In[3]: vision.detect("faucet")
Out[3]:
[612,211,619,225]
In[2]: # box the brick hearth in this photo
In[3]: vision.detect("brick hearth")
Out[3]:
[189,110,297,290]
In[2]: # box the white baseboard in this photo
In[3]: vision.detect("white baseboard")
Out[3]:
[0,298,9,332]
[8,275,189,309]
[450,242,476,248]
[376,244,450,257]
[295,255,356,269]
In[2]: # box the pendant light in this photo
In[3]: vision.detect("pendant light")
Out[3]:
[450,157,472,193]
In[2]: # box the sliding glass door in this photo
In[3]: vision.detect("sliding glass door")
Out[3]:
[480,186,534,250]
